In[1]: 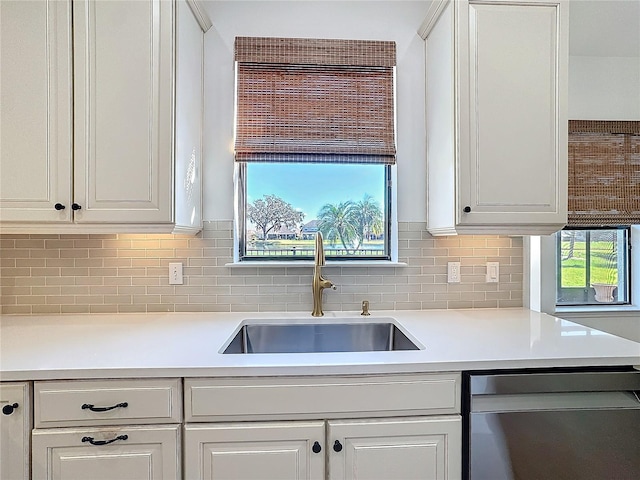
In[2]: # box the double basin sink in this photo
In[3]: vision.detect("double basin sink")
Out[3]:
[222,318,420,354]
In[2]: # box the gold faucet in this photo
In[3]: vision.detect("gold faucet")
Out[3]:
[312,232,336,317]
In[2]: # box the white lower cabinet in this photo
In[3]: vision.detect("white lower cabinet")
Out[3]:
[31,378,182,480]
[184,373,462,480]
[0,382,32,480]
[328,416,461,480]
[184,421,326,480]
[184,416,460,480]
[32,425,180,480]
[26,374,462,479]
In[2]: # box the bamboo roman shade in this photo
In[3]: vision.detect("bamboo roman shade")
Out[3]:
[568,120,640,226]
[234,37,397,164]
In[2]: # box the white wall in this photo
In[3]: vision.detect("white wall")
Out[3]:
[568,0,640,120]
[202,1,640,220]
[202,1,429,222]
[569,55,640,120]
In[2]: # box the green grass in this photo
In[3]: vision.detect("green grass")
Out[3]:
[560,240,618,287]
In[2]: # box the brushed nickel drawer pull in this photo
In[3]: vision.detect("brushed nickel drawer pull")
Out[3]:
[81,402,128,412]
[81,434,128,446]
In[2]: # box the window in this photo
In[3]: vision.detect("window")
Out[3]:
[233,37,396,262]
[556,228,630,305]
[239,163,390,261]
[554,120,639,307]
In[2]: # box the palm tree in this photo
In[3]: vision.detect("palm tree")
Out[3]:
[317,201,358,253]
[353,194,383,250]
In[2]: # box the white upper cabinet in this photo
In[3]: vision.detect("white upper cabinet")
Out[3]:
[420,0,568,236]
[72,0,174,226]
[0,0,73,224]
[0,0,208,234]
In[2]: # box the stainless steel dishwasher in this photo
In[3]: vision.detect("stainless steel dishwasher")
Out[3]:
[464,368,640,480]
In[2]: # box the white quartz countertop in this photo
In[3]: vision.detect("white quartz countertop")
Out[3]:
[1,308,638,381]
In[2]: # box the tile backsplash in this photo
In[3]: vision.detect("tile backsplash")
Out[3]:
[0,221,523,314]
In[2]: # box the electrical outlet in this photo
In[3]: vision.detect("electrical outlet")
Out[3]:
[486,262,499,283]
[447,262,461,283]
[169,262,183,285]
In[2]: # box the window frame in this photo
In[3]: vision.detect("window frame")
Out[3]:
[236,162,393,263]
[555,226,632,307]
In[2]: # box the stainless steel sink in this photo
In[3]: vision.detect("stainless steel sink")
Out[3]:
[222,320,420,354]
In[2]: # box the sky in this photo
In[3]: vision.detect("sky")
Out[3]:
[246,163,385,221]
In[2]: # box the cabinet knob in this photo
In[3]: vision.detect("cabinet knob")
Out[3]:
[333,440,343,452]
[463,206,471,213]
[312,441,322,453]
[2,403,19,415]
[71,203,82,211]
[54,203,66,211]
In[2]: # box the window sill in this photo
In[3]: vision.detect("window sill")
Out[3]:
[555,305,640,317]
[226,260,407,268]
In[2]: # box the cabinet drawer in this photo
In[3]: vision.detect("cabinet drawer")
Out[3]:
[185,373,461,422]
[34,378,181,428]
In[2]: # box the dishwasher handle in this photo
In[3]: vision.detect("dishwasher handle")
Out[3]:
[471,391,640,414]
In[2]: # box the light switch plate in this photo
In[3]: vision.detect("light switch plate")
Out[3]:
[486,262,499,283]
[169,262,183,285]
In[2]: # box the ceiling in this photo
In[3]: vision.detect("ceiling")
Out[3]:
[570,0,640,57]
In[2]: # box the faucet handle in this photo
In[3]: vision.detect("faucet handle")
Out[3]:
[361,300,371,316]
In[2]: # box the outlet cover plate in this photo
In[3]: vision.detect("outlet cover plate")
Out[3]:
[447,262,461,283]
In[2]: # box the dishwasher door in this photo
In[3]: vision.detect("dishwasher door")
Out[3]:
[466,370,640,480]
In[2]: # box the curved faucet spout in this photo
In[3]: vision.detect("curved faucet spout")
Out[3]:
[311,232,335,317]
[314,231,326,266]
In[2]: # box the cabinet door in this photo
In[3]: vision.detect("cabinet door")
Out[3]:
[184,421,325,480]
[327,416,461,480]
[0,382,31,480]
[72,0,173,224]
[0,0,72,223]
[174,0,204,231]
[32,424,180,480]
[458,0,568,227]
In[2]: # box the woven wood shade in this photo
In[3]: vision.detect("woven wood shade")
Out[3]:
[568,120,640,226]
[234,37,396,164]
